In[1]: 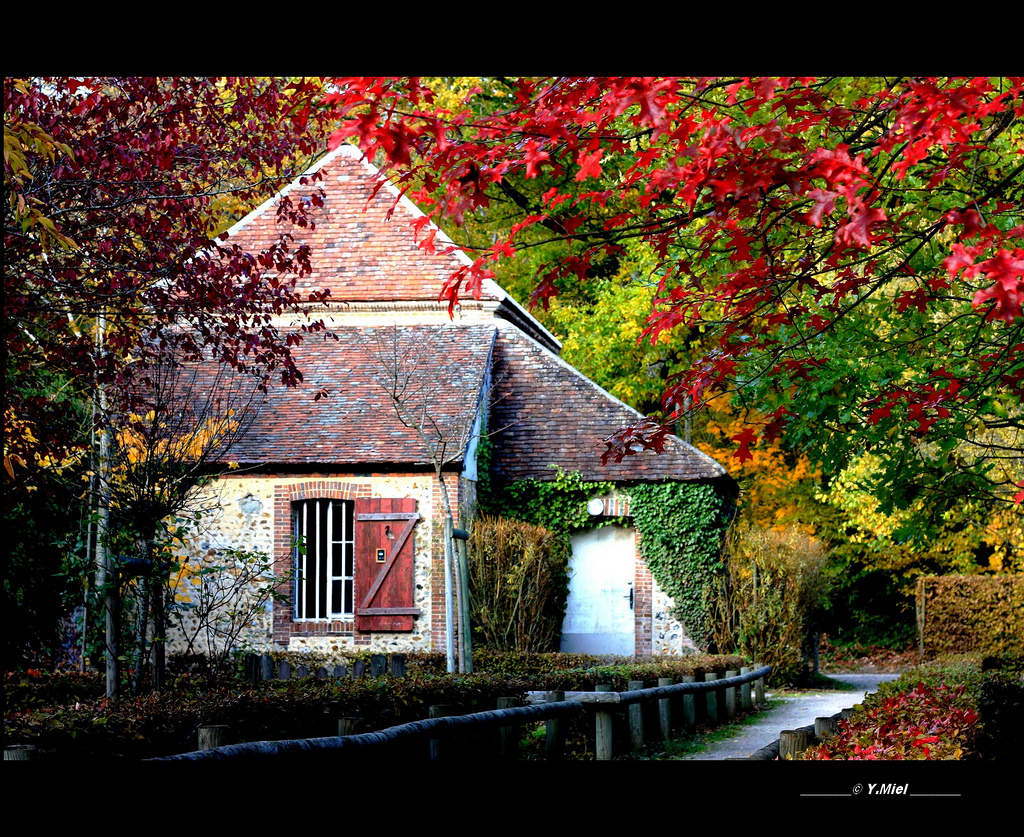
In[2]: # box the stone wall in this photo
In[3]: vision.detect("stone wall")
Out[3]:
[651,574,701,655]
[167,471,451,660]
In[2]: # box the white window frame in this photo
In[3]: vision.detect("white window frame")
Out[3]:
[293,498,355,621]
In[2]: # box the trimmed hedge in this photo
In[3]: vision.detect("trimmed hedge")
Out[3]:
[917,575,1024,658]
[5,652,746,760]
[4,670,104,712]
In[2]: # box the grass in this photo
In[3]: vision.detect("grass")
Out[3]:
[624,698,784,760]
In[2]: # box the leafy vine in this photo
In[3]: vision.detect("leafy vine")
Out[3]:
[477,458,736,650]
[630,480,736,650]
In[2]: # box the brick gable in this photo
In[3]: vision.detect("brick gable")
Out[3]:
[221,145,502,306]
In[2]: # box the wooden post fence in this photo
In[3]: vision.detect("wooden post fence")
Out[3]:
[704,672,718,723]
[725,669,738,719]
[545,690,565,759]
[595,684,614,761]
[628,680,645,752]
[497,697,518,759]
[682,674,697,732]
[149,666,773,764]
[658,677,673,741]
[198,725,230,751]
[428,704,451,761]
[740,665,753,710]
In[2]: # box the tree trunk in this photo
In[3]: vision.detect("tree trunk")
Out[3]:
[132,572,151,695]
[152,568,166,692]
[93,344,118,701]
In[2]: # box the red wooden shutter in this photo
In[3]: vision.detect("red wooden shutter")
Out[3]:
[354,498,420,632]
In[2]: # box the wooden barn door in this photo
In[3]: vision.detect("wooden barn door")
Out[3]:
[354,498,420,632]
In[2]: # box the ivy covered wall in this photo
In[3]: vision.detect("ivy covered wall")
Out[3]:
[476,448,737,651]
[630,479,736,650]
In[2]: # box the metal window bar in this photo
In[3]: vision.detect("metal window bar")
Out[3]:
[294,503,306,619]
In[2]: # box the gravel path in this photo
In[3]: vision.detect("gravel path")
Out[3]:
[676,672,902,760]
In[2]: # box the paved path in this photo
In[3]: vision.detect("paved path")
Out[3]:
[677,673,902,760]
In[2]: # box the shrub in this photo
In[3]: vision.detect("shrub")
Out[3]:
[710,523,830,685]
[801,655,1024,760]
[171,547,290,670]
[968,654,1024,761]
[802,680,979,760]
[468,516,570,653]
[4,670,104,713]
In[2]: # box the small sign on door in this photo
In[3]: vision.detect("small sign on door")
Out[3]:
[376,548,386,563]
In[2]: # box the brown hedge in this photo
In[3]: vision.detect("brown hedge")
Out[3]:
[916,575,1024,658]
[5,652,747,760]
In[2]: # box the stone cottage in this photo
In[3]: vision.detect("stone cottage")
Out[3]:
[171,144,730,660]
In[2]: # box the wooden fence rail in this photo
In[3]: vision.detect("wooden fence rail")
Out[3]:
[150,664,770,763]
[748,707,855,760]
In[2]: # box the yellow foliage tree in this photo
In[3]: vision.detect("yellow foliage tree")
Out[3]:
[101,354,264,692]
[698,401,826,534]
[819,452,1023,580]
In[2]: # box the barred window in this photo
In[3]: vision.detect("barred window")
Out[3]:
[293,499,354,621]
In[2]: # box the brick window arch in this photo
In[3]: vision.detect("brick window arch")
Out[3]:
[272,482,420,645]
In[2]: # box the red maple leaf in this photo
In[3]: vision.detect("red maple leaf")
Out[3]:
[803,189,840,227]
[896,288,930,313]
[835,202,887,250]
[732,427,758,463]
[762,407,796,443]
[971,249,1024,322]
[943,242,977,277]
[601,418,672,464]
[523,140,550,178]
[576,148,604,181]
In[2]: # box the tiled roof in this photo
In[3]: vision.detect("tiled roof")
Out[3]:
[221,145,503,305]
[210,146,728,484]
[489,322,727,483]
[226,324,495,467]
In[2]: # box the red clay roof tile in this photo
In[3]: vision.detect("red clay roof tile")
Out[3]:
[214,146,728,483]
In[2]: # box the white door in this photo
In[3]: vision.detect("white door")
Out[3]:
[560,525,635,655]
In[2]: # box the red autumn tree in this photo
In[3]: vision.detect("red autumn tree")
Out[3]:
[4,76,332,489]
[322,77,1024,530]
[4,76,335,692]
